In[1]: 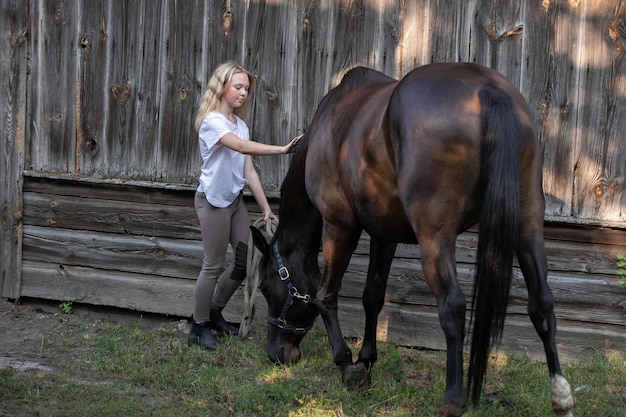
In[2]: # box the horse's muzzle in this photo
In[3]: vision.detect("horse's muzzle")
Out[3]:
[267,342,302,364]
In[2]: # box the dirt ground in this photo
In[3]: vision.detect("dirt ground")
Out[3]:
[0,297,189,374]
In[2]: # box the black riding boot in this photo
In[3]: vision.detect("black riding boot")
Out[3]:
[209,307,239,336]
[188,317,218,350]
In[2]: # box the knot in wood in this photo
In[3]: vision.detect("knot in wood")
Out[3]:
[112,82,131,101]
[17,29,28,44]
[266,90,278,105]
[594,184,604,198]
[609,15,626,52]
[54,5,62,22]
[222,9,233,36]
[608,178,622,193]
[85,138,99,156]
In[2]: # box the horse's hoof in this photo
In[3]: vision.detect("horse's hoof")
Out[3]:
[341,362,371,390]
[551,374,574,417]
[438,404,465,417]
[439,395,466,417]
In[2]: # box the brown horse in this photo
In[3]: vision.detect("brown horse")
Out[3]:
[251,63,574,417]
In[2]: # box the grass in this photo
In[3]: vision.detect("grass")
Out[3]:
[1,314,625,417]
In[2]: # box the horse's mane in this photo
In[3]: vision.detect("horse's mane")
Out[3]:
[273,131,322,248]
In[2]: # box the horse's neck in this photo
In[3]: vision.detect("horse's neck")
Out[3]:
[277,152,323,265]
[278,201,322,262]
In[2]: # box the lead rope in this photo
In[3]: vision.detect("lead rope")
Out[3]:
[239,217,277,338]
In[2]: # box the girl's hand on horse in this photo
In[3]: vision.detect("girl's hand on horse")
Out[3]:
[283,134,303,154]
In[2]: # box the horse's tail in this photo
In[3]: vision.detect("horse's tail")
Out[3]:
[467,83,521,406]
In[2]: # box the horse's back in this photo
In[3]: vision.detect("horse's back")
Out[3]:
[392,63,536,148]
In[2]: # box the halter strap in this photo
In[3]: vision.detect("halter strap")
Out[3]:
[267,241,316,335]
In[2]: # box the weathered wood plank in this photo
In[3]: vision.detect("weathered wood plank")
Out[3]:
[337,258,624,324]
[20,260,194,316]
[472,0,525,84]
[100,1,163,179]
[429,0,473,64]
[23,174,196,206]
[356,227,625,276]
[322,296,626,362]
[524,1,583,220]
[244,1,307,191]
[298,1,338,117]
[74,0,109,176]
[21,176,279,239]
[0,0,28,299]
[543,222,626,246]
[573,0,626,224]
[397,1,429,70]
[22,191,200,239]
[157,0,207,183]
[28,1,79,172]
[22,225,203,279]
[19,260,262,323]
[331,0,401,74]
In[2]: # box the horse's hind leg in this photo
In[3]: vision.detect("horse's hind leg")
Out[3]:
[357,237,397,370]
[419,237,466,417]
[517,220,574,417]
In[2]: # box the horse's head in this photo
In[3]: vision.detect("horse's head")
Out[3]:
[251,226,319,364]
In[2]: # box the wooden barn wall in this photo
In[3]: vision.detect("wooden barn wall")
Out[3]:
[18,174,626,360]
[1,1,28,299]
[14,0,626,225]
[1,0,625,358]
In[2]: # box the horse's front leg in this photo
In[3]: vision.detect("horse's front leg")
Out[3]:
[517,230,574,417]
[357,238,397,370]
[317,226,366,389]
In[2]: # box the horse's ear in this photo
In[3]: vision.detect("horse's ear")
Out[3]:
[250,225,270,258]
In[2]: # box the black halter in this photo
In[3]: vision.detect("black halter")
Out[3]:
[266,241,316,335]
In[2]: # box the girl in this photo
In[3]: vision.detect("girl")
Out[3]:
[190,61,300,349]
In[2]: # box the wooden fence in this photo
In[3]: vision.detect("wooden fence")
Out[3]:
[2,0,625,358]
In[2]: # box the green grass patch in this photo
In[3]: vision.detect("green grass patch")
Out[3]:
[1,315,624,416]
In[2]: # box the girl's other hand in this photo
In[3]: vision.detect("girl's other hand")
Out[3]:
[263,209,278,224]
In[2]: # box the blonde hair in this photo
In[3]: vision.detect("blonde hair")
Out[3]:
[195,61,257,131]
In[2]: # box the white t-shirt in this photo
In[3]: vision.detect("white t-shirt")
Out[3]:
[196,112,248,208]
